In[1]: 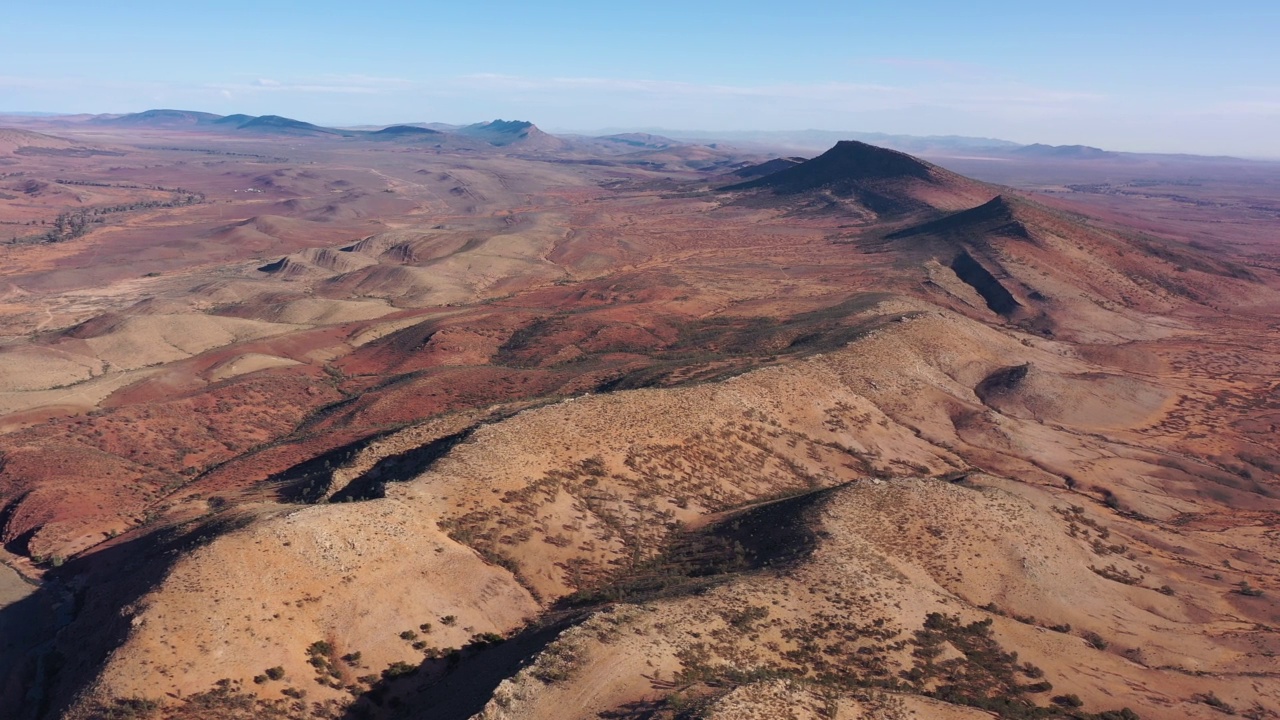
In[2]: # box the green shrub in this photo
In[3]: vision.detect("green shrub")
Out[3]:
[382,661,417,680]
[1052,694,1083,708]
[1081,630,1109,650]
[96,697,161,719]
[471,632,505,646]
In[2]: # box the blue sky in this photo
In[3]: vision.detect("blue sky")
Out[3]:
[3,1,1278,155]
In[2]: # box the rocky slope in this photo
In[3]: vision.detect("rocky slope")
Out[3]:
[0,133,1276,720]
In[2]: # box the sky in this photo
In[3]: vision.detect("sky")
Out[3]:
[2,1,1278,156]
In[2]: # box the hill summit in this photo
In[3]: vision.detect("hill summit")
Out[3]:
[234,115,340,136]
[91,109,223,127]
[1011,143,1116,160]
[458,119,564,149]
[371,125,442,137]
[725,140,936,194]
[721,140,989,217]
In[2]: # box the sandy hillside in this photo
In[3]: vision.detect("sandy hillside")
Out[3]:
[59,305,1279,720]
[0,124,1276,720]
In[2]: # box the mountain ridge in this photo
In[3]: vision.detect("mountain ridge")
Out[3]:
[2,108,1278,720]
[721,140,992,217]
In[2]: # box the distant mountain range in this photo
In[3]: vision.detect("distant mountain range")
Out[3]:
[578,128,1025,156]
[79,110,566,148]
[1010,143,1118,160]
[561,127,1256,163]
[3,109,1257,163]
[90,110,351,137]
[90,109,224,127]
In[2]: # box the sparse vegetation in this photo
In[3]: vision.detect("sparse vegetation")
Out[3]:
[1053,694,1084,708]
[1235,581,1264,597]
[89,697,161,720]
[7,110,1276,720]
[381,661,417,680]
[1197,692,1236,715]
[1091,563,1144,586]
[13,191,204,245]
[1082,631,1110,650]
[657,607,1141,720]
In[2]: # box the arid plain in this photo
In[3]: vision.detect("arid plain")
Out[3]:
[1,113,1278,720]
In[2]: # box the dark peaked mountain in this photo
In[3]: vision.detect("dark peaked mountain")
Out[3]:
[725,141,936,192]
[722,140,990,216]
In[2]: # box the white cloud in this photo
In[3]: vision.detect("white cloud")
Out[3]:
[210,74,412,95]
[456,73,901,99]
[446,73,1102,122]
[1206,100,1280,115]
[870,57,988,77]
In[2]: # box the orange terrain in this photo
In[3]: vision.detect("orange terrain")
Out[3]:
[0,118,1277,720]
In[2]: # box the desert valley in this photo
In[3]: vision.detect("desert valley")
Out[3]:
[0,109,1277,720]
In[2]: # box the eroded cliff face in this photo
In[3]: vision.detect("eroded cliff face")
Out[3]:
[948,251,1023,316]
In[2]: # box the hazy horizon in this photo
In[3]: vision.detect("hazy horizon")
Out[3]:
[3,1,1278,156]
[8,110,1278,160]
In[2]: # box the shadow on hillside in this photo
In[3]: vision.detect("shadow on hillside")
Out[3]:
[0,515,249,720]
[339,620,571,720]
[343,486,837,720]
[328,426,477,503]
[0,570,58,720]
